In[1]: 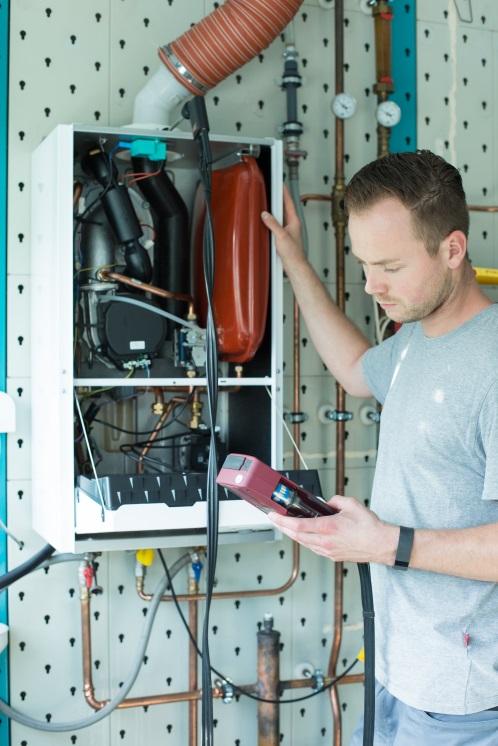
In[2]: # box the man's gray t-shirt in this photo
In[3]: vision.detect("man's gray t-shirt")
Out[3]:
[362,304,498,715]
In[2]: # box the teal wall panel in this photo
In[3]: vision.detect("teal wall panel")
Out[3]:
[390,0,417,152]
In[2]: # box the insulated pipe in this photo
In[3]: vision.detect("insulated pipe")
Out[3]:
[133,0,304,126]
[131,158,191,337]
[329,2,347,744]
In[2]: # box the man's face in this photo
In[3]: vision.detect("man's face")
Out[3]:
[348,197,453,324]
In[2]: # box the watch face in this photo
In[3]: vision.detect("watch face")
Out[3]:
[376,101,401,128]
[332,93,357,119]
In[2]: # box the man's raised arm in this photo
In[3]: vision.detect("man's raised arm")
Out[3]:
[261,187,372,397]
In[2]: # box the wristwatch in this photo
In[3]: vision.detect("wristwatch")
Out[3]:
[394,526,414,570]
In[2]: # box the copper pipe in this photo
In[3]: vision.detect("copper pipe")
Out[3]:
[137,397,184,474]
[280,672,364,691]
[293,298,301,469]
[257,617,280,746]
[81,588,105,710]
[82,571,360,718]
[468,205,498,212]
[300,193,332,204]
[373,1,394,158]
[136,540,300,603]
[188,577,199,746]
[330,2,346,743]
[81,574,225,711]
[98,269,196,318]
[73,181,83,208]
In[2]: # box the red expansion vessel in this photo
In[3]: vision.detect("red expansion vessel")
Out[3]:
[191,156,270,363]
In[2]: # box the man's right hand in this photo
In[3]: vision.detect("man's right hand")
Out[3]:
[260,184,306,269]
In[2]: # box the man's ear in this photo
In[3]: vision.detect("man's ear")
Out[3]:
[443,230,467,269]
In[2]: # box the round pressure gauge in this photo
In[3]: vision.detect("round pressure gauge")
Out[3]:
[331,92,357,120]
[376,100,402,128]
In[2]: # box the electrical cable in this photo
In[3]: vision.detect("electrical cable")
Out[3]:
[358,562,375,746]
[75,393,107,521]
[0,519,24,550]
[265,386,308,469]
[0,571,170,732]
[92,394,194,436]
[0,543,55,592]
[182,95,219,746]
[156,549,358,704]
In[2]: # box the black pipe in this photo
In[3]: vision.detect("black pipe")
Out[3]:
[281,47,303,140]
[132,157,190,337]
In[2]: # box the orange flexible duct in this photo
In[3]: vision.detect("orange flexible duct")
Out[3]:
[159,0,303,96]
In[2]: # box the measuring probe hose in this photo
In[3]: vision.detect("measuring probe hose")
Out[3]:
[357,562,375,746]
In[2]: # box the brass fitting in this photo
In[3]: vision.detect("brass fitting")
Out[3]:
[189,392,203,429]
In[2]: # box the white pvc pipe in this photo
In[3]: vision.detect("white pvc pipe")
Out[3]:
[131,65,191,129]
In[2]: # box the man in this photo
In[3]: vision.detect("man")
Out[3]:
[260,151,498,745]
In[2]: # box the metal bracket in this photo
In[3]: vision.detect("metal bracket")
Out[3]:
[312,668,325,691]
[215,679,234,705]
[326,409,353,422]
[284,411,308,425]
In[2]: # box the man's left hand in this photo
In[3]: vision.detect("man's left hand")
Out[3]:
[268,495,398,565]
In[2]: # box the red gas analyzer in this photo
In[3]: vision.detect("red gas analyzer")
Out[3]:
[216,454,337,518]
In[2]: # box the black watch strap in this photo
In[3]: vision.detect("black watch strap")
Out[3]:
[394,526,414,570]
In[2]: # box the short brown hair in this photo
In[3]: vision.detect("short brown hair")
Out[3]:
[344,150,469,255]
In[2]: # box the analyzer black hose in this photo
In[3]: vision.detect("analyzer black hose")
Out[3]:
[358,562,375,746]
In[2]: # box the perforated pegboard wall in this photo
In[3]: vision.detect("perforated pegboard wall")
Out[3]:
[5,1,473,745]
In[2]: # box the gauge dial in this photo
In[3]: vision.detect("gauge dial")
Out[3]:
[331,92,357,120]
[376,100,402,128]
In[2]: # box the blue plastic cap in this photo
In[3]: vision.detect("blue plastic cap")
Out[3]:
[130,138,167,161]
[192,561,203,582]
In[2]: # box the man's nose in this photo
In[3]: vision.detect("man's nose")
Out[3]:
[364,270,388,296]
